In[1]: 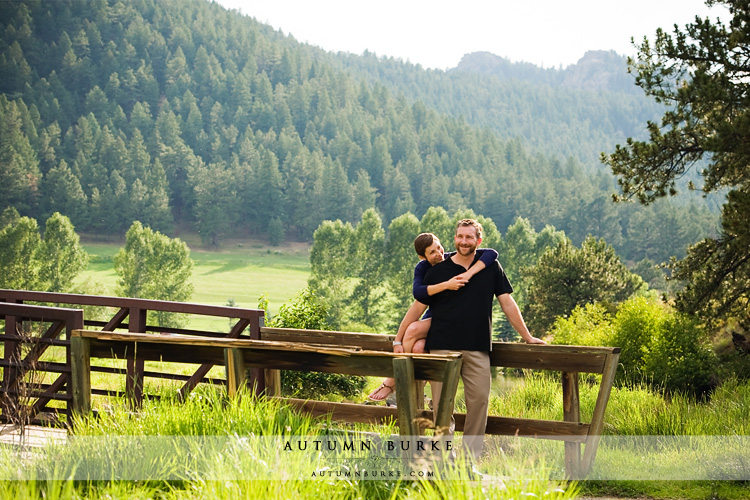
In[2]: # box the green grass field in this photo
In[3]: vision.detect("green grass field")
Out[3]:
[77,237,312,319]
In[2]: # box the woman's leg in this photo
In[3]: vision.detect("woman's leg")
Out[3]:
[368,318,431,401]
[403,318,430,353]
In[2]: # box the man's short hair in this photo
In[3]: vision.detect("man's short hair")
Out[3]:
[414,233,437,258]
[456,219,483,240]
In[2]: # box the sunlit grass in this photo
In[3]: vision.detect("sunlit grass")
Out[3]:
[77,239,311,323]
[0,385,580,499]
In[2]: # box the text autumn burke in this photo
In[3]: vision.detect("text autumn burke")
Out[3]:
[283,439,453,452]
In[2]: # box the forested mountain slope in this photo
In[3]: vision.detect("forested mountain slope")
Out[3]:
[337,49,664,168]
[0,0,715,263]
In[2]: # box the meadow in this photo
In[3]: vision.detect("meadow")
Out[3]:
[77,236,312,325]
[23,237,745,499]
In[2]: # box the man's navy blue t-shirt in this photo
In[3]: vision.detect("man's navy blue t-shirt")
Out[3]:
[423,253,513,352]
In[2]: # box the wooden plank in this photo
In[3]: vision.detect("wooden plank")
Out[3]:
[277,397,398,425]
[581,351,620,474]
[260,327,394,351]
[275,398,590,442]
[562,371,581,477]
[490,343,619,373]
[69,335,91,416]
[75,330,461,380]
[127,307,146,409]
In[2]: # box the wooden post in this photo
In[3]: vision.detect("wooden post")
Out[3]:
[393,357,418,436]
[434,356,462,434]
[248,315,266,396]
[562,371,581,478]
[126,307,146,409]
[264,369,281,397]
[225,348,246,397]
[70,333,91,416]
[581,351,620,475]
[65,310,84,423]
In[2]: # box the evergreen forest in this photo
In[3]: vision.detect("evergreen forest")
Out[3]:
[0,0,719,265]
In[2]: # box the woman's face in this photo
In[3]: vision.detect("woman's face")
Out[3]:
[424,238,445,265]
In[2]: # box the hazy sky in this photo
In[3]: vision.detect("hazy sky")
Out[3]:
[215,0,728,70]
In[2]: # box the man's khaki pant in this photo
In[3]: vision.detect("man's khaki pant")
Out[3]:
[430,350,491,461]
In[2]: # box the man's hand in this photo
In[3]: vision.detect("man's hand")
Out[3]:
[393,344,405,354]
[497,293,547,345]
[524,336,546,345]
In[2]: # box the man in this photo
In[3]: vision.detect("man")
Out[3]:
[420,219,545,461]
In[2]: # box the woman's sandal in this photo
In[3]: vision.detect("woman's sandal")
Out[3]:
[366,381,395,402]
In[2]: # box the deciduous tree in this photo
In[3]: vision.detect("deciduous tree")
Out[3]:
[524,236,643,333]
[114,221,193,327]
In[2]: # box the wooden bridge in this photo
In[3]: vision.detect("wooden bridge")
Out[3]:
[1,289,619,477]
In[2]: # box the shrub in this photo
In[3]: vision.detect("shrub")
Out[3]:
[642,313,717,396]
[549,302,614,347]
[611,296,667,382]
[550,295,718,396]
[261,288,367,399]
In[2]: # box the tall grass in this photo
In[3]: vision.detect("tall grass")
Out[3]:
[0,384,579,499]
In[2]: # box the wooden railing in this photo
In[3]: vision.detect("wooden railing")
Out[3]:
[259,327,620,478]
[1,289,264,420]
[1,291,619,477]
[0,302,83,425]
[69,329,463,437]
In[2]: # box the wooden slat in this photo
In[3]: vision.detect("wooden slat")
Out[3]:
[490,343,619,373]
[70,335,90,416]
[260,327,393,351]
[74,330,461,380]
[0,360,71,373]
[434,357,461,434]
[225,348,245,397]
[276,398,590,442]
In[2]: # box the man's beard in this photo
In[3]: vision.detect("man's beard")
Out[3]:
[456,244,476,256]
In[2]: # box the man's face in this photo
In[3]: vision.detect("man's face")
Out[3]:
[454,225,480,256]
[424,239,445,265]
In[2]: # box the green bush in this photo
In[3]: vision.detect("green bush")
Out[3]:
[549,296,718,396]
[611,296,667,381]
[549,302,614,347]
[642,313,717,396]
[261,288,367,399]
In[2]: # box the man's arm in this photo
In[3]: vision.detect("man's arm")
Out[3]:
[497,293,546,344]
[392,300,429,353]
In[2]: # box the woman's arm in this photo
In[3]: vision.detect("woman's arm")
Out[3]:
[413,259,467,302]
[458,248,498,280]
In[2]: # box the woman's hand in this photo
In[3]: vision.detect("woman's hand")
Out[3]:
[444,275,468,290]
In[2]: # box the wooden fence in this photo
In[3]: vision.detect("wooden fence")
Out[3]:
[0,289,264,423]
[259,327,620,477]
[2,290,620,477]
[69,329,463,437]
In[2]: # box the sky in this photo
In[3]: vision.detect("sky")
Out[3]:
[215,0,728,70]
